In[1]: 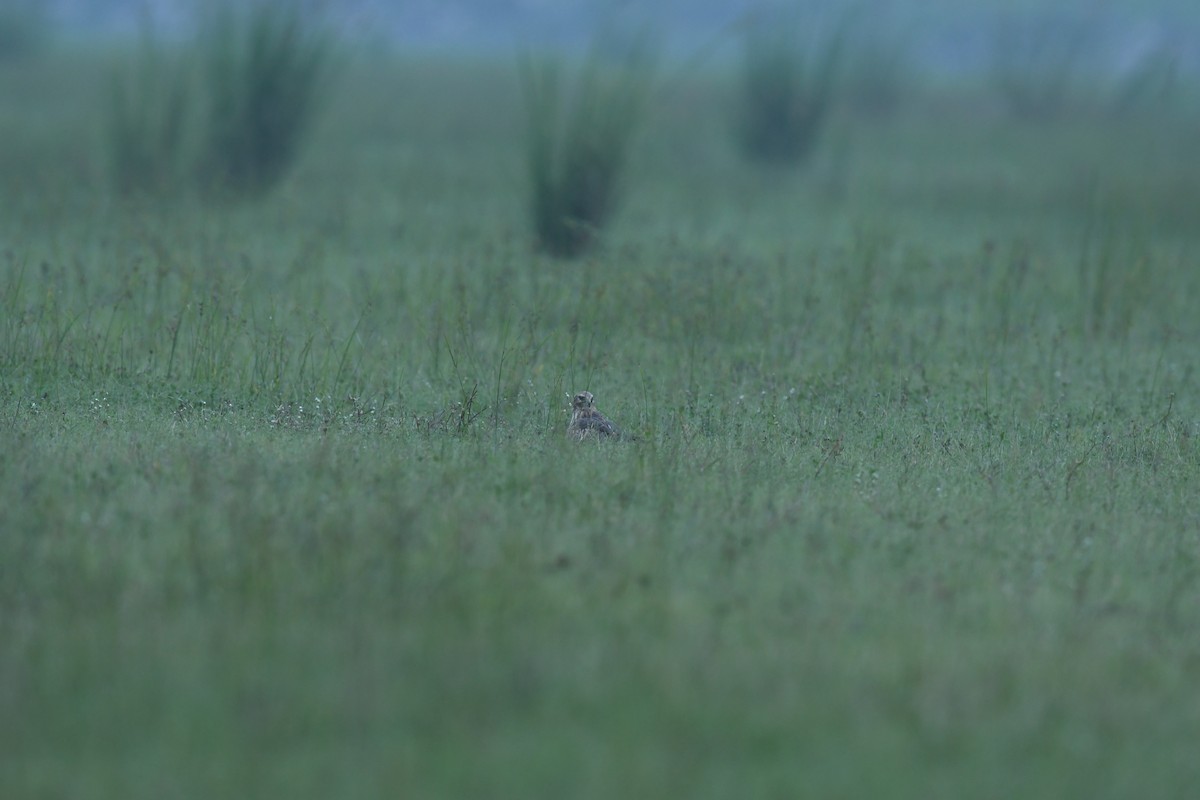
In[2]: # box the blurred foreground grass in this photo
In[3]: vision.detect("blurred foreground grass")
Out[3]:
[1,46,1199,799]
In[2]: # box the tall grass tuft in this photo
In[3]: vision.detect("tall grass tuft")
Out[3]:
[989,15,1094,121]
[736,9,847,164]
[1110,46,1181,118]
[0,0,48,61]
[841,29,912,119]
[519,34,656,258]
[108,34,193,197]
[196,2,333,197]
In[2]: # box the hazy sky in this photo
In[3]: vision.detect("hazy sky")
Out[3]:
[42,0,1200,72]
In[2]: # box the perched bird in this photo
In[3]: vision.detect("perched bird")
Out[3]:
[567,391,621,440]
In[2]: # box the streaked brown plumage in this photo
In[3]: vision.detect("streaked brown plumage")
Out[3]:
[566,391,621,440]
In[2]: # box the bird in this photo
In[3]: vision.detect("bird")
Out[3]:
[566,390,621,440]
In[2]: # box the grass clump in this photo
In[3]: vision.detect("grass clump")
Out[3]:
[989,15,1096,121]
[736,8,847,164]
[196,2,334,197]
[1110,46,1182,118]
[0,0,47,61]
[107,34,193,197]
[841,27,913,119]
[519,34,656,258]
[106,2,333,200]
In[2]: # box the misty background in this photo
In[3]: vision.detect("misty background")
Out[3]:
[28,0,1200,77]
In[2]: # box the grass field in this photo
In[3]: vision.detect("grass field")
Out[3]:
[2,37,1199,799]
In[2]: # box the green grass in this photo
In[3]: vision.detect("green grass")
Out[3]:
[107,32,193,196]
[0,0,47,61]
[988,14,1098,121]
[196,2,333,197]
[736,8,848,164]
[2,45,1200,800]
[520,34,656,257]
[105,2,334,199]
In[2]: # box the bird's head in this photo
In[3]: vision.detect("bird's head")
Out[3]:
[570,391,595,411]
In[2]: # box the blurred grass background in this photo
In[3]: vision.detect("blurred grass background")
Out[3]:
[1,2,1199,798]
